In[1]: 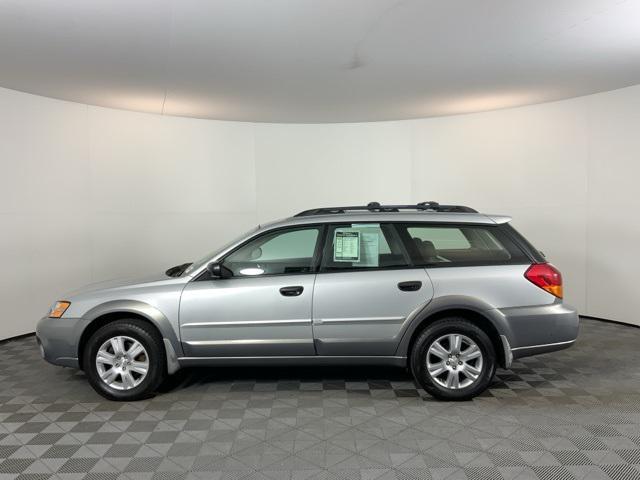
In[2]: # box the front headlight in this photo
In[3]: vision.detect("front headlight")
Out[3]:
[48,301,71,318]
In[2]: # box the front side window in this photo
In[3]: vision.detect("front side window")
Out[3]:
[320,223,409,271]
[184,226,260,276]
[400,224,528,266]
[223,227,321,276]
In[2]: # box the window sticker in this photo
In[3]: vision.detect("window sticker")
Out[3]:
[334,230,360,262]
[359,231,380,267]
[352,224,382,267]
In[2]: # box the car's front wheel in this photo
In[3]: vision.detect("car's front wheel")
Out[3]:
[410,318,496,401]
[83,319,166,401]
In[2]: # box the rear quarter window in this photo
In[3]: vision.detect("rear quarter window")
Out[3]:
[399,224,529,267]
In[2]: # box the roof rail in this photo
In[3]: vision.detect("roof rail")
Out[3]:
[294,201,478,217]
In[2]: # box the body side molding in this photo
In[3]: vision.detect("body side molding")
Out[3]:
[177,355,407,368]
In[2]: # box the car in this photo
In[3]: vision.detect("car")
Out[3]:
[37,201,579,401]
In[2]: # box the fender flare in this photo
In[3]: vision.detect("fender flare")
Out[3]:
[394,295,513,359]
[82,300,183,372]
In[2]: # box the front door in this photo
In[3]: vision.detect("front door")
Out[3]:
[312,223,433,356]
[179,226,322,357]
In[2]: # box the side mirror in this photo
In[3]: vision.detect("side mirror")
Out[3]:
[207,262,232,279]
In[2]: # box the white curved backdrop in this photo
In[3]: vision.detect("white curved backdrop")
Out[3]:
[1,85,639,339]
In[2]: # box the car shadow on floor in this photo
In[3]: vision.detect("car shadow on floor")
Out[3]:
[157,364,415,394]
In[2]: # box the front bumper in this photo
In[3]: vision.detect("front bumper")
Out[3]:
[36,315,90,369]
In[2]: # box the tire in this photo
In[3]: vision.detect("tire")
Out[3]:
[410,318,496,401]
[83,319,166,401]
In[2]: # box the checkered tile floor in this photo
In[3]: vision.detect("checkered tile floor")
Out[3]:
[1,318,640,479]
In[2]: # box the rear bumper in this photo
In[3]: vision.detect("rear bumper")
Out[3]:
[36,316,89,369]
[511,338,576,360]
[499,302,579,364]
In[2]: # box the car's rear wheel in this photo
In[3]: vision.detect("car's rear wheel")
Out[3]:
[83,319,166,401]
[410,318,496,400]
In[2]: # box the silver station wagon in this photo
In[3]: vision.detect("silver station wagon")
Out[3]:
[37,202,579,401]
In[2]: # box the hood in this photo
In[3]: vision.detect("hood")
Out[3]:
[64,272,174,298]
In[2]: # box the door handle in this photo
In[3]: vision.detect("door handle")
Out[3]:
[280,286,304,297]
[398,281,422,292]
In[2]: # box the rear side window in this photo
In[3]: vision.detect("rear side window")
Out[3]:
[501,223,546,263]
[320,223,409,271]
[399,224,529,266]
[412,227,470,249]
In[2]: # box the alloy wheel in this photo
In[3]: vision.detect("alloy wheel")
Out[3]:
[95,336,150,391]
[426,333,484,389]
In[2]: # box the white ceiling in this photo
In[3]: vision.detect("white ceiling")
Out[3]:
[1,0,639,123]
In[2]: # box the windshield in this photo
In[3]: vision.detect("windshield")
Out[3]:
[182,226,259,276]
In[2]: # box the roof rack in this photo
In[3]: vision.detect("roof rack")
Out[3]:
[294,201,478,217]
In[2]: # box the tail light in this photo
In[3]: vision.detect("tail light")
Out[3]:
[524,263,563,298]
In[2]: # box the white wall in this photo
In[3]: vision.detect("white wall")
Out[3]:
[586,88,640,323]
[0,84,638,339]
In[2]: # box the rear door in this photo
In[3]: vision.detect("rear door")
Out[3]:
[312,222,433,356]
[396,223,556,345]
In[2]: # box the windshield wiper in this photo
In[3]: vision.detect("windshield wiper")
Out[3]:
[165,262,193,277]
